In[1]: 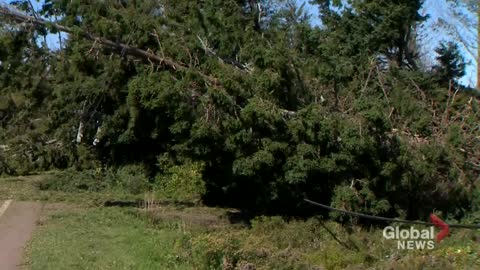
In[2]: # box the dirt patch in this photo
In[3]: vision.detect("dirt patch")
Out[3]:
[139,206,251,229]
[147,209,229,228]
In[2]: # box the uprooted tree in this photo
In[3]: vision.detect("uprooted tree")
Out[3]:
[0,0,479,219]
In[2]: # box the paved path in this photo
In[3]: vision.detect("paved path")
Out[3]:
[0,200,42,270]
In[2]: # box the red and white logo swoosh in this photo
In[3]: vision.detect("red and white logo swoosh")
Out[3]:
[430,214,450,242]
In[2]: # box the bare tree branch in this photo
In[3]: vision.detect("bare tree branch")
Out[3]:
[0,6,194,70]
[196,35,254,73]
[0,5,298,118]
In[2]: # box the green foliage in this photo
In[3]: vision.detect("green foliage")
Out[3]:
[433,41,466,84]
[155,162,206,203]
[38,168,108,192]
[106,164,151,195]
[1,0,479,221]
[23,198,480,270]
[37,165,150,194]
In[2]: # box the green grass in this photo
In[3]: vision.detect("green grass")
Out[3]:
[23,204,480,270]
[2,174,480,270]
[24,206,194,270]
[0,173,145,205]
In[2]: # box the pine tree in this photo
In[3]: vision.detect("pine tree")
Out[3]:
[434,0,478,87]
[433,41,467,84]
[0,0,478,219]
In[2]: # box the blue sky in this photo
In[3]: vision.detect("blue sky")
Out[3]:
[420,0,477,86]
[3,0,478,87]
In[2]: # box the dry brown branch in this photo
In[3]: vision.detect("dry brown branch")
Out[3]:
[375,66,390,103]
[409,77,426,102]
[197,35,254,73]
[0,6,185,69]
[0,5,229,85]
[360,58,377,94]
[443,81,460,127]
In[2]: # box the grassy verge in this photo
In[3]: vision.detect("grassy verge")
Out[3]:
[24,206,194,270]
[1,174,479,269]
[0,173,144,205]
[23,204,480,270]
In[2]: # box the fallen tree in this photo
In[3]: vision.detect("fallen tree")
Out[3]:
[0,5,185,70]
[1,0,478,220]
[0,4,295,117]
[0,4,255,76]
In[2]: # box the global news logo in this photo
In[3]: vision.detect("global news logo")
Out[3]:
[382,214,450,250]
[383,226,436,250]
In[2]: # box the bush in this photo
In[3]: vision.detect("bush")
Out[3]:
[37,168,107,192]
[155,162,206,203]
[37,164,151,194]
[105,164,150,195]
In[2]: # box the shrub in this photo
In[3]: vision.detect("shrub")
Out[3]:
[36,164,151,194]
[155,162,206,203]
[105,164,150,195]
[37,168,107,192]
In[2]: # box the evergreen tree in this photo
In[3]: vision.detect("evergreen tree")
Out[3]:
[0,0,478,219]
[433,41,467,84]
[443,0,479,87]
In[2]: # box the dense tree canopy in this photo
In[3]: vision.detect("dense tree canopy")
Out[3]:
[0,0,479,220]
